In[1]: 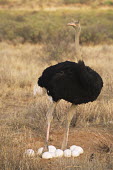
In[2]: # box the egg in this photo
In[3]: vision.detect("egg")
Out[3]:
[70,145,78,151]
[55,149,64,158]
[42,152,52,159]
[49,152,55,158]
[37,147,44,156]
[24,149,35,157]
[75,146,84,154]
[48,145,56,153]
[63,149,71,157]
[70,145,84,154]
[72,150,80,157]
[71,146,84,157]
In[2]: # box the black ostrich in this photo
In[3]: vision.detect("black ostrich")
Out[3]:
[37,21,103,151]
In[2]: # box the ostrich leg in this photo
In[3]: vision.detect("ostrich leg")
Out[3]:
[61,104,76,150]
[44,101,59,151]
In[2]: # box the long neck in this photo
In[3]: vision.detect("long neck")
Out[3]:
[75,30,82,62]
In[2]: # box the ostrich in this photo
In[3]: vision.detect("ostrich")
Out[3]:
[37,21,103,151]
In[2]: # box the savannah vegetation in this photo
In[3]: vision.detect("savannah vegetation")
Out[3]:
[0,1,113,170]
[0,9,113,44]
[0,0,113,7]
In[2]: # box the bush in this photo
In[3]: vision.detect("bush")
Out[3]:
[0,9,113,44]
[104,0,113,5]
[64,0,94,4]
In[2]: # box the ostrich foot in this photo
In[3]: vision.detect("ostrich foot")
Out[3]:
[43,144,48,153]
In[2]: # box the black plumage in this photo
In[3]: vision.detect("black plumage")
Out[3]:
[38,60,103,105]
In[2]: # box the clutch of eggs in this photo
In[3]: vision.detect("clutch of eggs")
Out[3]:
[24,145,84,159]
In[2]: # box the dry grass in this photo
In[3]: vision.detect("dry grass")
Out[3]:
[0,0,112,10]
[0,42,113,169]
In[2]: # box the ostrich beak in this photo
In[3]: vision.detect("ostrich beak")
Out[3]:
[67,22,77,27]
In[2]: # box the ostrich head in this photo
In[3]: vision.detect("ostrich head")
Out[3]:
[67,20,81,33]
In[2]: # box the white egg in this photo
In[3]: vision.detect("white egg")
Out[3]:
[42,152,52,159]
[24,149,35,157]
[63,149,71,157]
[72,150,80,157]
[74,146,84,154]
[37,147,44,155]
[49,152,55,158]
[55,149,64,158]
[48,145,56,153]
[70,145,78,151]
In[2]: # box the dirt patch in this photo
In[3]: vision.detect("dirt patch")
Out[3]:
[24,127,113,155]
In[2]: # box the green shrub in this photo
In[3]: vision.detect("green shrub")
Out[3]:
[64,0,93,4]
[0,9,113,44]
[104,0,113,5]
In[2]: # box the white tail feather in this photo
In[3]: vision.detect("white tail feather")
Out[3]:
[33,84,46,96]
[46,95,53,103]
